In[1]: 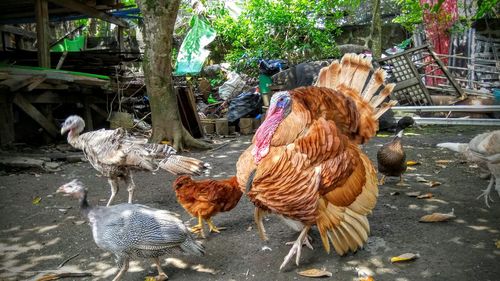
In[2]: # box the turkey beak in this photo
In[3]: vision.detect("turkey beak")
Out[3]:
[61,126,69,135]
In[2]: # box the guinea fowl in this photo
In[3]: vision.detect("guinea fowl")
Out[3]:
[377,116,415,185]
[61,115,209,206]
[57,179,204,281]
[437,130,500,207]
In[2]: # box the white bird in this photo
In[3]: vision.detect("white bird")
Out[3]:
[437,130,500,207]
[61,115,209,206]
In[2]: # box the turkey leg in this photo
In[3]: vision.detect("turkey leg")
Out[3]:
[477,176,495,208]
[106,178,120,207]
[378,175,386,185]
[124,173,136,204]
[254,207,268,241]
[152,257,168,280]
[279,225,311,271]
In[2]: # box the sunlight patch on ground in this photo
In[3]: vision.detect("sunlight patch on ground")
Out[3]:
[165,258,216,274]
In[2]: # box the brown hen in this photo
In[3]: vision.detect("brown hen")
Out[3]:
[236,54,396,270]
[172,176,242,238]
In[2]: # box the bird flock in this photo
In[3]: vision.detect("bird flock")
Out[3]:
[56,54,499,280]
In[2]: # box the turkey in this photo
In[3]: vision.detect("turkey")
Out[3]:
[437,130,500,207]
[237,54,397,270]
[57,179,205,281]
[61,115,209,206]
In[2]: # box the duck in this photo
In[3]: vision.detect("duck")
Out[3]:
[377,116,415,185]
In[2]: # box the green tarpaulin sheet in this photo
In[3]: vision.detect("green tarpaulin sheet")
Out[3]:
[174,16,216,76]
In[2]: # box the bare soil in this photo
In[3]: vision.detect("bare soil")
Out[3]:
[1,125,499,281]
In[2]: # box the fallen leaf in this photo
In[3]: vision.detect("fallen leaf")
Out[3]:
[435,159,453,164]
[406,191,421,197]
[145,277,156,281]
[261,246,272,251]
[359,277,375,281]
[390,253,419,263]
[415,176,428,183]
[297,268,332,278]
[32,196,42,205]
[390,192,400,196]
[419,209,455,223]
[384,204,398,210]
[436,164,447,169]
[406,160,420,166]
[407,167,417,171]
[424,181,441,187]
[496,240,500,249]
[417,193,433,199]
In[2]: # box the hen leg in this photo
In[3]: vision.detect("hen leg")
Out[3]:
[396,175,405,186]
[477,176,495,208]
[112,257,129,281]
[152,257,168,280]
[206,218,225,233]
[124,173,136,204]
[279,225,311,271]
[254,207,268,241]
[379,175,386,185]
[107,178,119,207]
[190,213,205,238]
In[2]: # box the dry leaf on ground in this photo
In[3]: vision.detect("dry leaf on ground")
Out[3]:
[417,193,433,199]
[32,196,42,205]
[359,276,375,281]
[419,209,455,223]
[495,240,500,249]
[406,191,421,197]
[297,268,332,278]
[415,176,428,183]
[424,181,441,187]
[435,159,453,164]
[390,253,419,263]
[406,160,421,166]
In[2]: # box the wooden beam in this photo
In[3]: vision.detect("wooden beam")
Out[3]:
[0,97,15,145]
[35,0,50,68]
[48,0,129,28]
[13,93,59,137]
[0,25,36,39]
[427,45,467,101]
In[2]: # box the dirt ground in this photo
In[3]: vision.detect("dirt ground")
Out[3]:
[1,125,499,281]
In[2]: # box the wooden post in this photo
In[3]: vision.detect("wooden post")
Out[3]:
[0,96,15,145]
[35,0,51,68]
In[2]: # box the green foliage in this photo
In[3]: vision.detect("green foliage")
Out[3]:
[205,0,358,72]
[475,0,500,19]
[392,0,423,31]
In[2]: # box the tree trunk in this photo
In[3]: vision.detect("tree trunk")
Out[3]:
[368,0,382,59]
[136,0,210,150]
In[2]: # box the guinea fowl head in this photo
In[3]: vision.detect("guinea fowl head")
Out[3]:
[252,91,292,163]
[57,179,86,199]
[61,115,85,135]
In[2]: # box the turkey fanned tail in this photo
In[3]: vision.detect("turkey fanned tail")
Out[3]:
[159,155,210,176]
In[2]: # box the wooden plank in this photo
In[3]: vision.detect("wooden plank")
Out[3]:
[35,0,50,68]
[48,0,129,28]
[27,76,47,91]
[12,93,59,137]
[0,97,15,145]
[56,51,68,70]
[0,25,36,38]
[25,92,107,104]
[427,45,467,100]
[0,75,44,91]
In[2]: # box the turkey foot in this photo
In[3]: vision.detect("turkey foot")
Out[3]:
[396,176,406,186]
[206,218,225,233]
[152,257,168,280]
[477,177,495,208]
[285,235,313,250]
[279,225,311,271]
[190,214,205,238]
[378,175,386,185]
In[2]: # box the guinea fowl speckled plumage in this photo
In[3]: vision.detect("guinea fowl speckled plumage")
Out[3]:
[377,116,415,185]
[61,115,209,206]
[57,180,204,281]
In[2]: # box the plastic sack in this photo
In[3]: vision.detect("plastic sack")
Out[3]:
[174,16,216,75]
[227,88,263,123]
[258,59,287,76]
[218,71,245,100]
